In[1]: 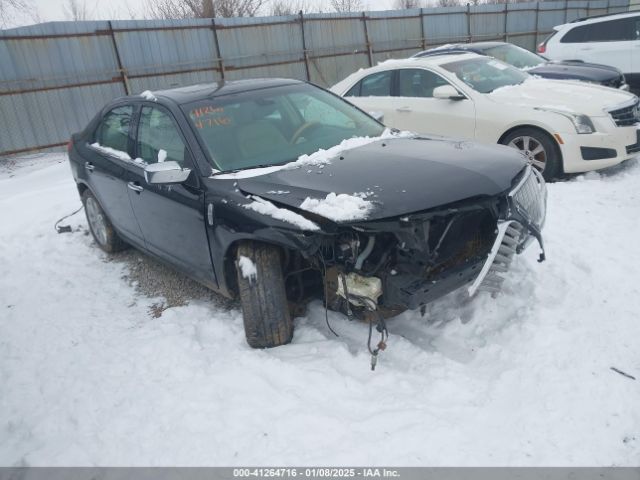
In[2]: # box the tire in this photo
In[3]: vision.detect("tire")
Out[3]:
[81,189,128,253]
[236,241,293,348]
[501,127,562,181]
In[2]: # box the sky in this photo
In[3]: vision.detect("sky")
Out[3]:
[5,0,398,27]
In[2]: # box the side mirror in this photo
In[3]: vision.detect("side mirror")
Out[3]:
[433,85,466,101]
[369,110,385,123]
[144,161,191,185]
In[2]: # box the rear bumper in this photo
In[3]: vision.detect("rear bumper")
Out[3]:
[559,125,640,173]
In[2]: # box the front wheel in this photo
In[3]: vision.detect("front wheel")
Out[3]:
[501,127,562,181]
[236,241,293,348]
[81,189,128,253]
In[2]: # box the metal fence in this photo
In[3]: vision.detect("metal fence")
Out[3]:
[0,0,630,157]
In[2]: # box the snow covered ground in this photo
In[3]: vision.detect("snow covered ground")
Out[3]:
[0,153,639,466]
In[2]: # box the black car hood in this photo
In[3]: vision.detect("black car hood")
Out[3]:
[235,137,526,222]
[530,60,621,82]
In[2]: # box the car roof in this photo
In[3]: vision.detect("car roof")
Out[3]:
[558,11,639,29]
[126,78,305,105]
[382,52,482,68]
[414,41,509,57]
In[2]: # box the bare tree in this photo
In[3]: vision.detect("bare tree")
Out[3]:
[64,0,93,21]
[0,0,30,27]
[329,0,363,12]
[269,0,311,16]
[393,0,421,8]
[146,0,266,18]
[435,0,461,7]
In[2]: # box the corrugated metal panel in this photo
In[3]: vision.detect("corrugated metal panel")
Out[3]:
[367,9,423,56]
[215,15,303,73]
[112,18,219,85]
[422,6,468,46]
[0,82,123,155]
[507,3,539,50]
[0,21,118,92]
[303,11,368,86]
[471,3,506,42]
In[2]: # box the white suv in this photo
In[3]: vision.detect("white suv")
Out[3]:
[540,12,640,93]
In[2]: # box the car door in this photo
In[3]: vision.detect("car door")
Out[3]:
[84,104,145,245]
[390,68,476,139]
[343,70,397,124]
[127,104,217,288]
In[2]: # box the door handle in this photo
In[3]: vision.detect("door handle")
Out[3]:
[579,47,593,51]
[127,181,144,193]
[84,162,94,172]
[396,107,412,112]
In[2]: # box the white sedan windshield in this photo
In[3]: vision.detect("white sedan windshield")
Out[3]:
[442,57,530,93]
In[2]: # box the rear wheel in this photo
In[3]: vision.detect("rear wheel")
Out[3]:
[81,189,128,253]
[501,127,561,180]
[236,241,293,348]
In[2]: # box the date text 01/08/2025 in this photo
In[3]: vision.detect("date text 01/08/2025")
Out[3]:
[233,468,401,478]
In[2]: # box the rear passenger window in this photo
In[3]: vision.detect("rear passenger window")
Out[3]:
[96,106,132,153]
[359,71,393,97]
[137,107,186,166]
[561,17,637,43]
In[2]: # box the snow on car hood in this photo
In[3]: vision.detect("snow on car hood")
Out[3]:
[488,78,636,116]
[234,137,526,223]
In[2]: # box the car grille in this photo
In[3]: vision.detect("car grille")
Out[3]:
[509,167,547,228]
[609,100,640,127]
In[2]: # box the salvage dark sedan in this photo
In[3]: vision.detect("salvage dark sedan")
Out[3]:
[413,41,629,90]
[68,78,547,350]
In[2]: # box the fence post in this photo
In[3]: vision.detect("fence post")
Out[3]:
[534,2,540,49]
[564,0,569,23]
[419,8,426,50]
[466,3,472,43]
[299,11,311,81]
[362,12,373,67]
[503,3,508,42]
[211,18,225,81]
[108,21,130,95]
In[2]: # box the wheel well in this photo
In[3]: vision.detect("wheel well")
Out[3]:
[498,125,562,156]
[223,239,289,299]
[76,182,88,198]
[498,124,563,172]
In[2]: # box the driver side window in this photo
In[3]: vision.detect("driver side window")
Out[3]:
[137,107,186,166]
[398,69,449,98]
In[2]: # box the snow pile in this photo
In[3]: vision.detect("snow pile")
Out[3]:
[243,196,319,231]
[140,90,157,101]
[300,192,374,222]
[157,149,167,163]
[237,256,257,281]
[1,154,639,466]
[90,143,131,160]
[214,129,412,180]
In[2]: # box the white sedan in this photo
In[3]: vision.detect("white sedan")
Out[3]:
[331,53,640,179]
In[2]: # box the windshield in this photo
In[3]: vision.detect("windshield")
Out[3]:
[482,44,545,69]
[442,57,530,93]
[184,83,385,172]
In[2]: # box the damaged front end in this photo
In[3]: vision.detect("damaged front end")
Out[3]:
[313,166,547,318]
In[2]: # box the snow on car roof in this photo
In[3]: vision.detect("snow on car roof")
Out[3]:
[377,52,482,69]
